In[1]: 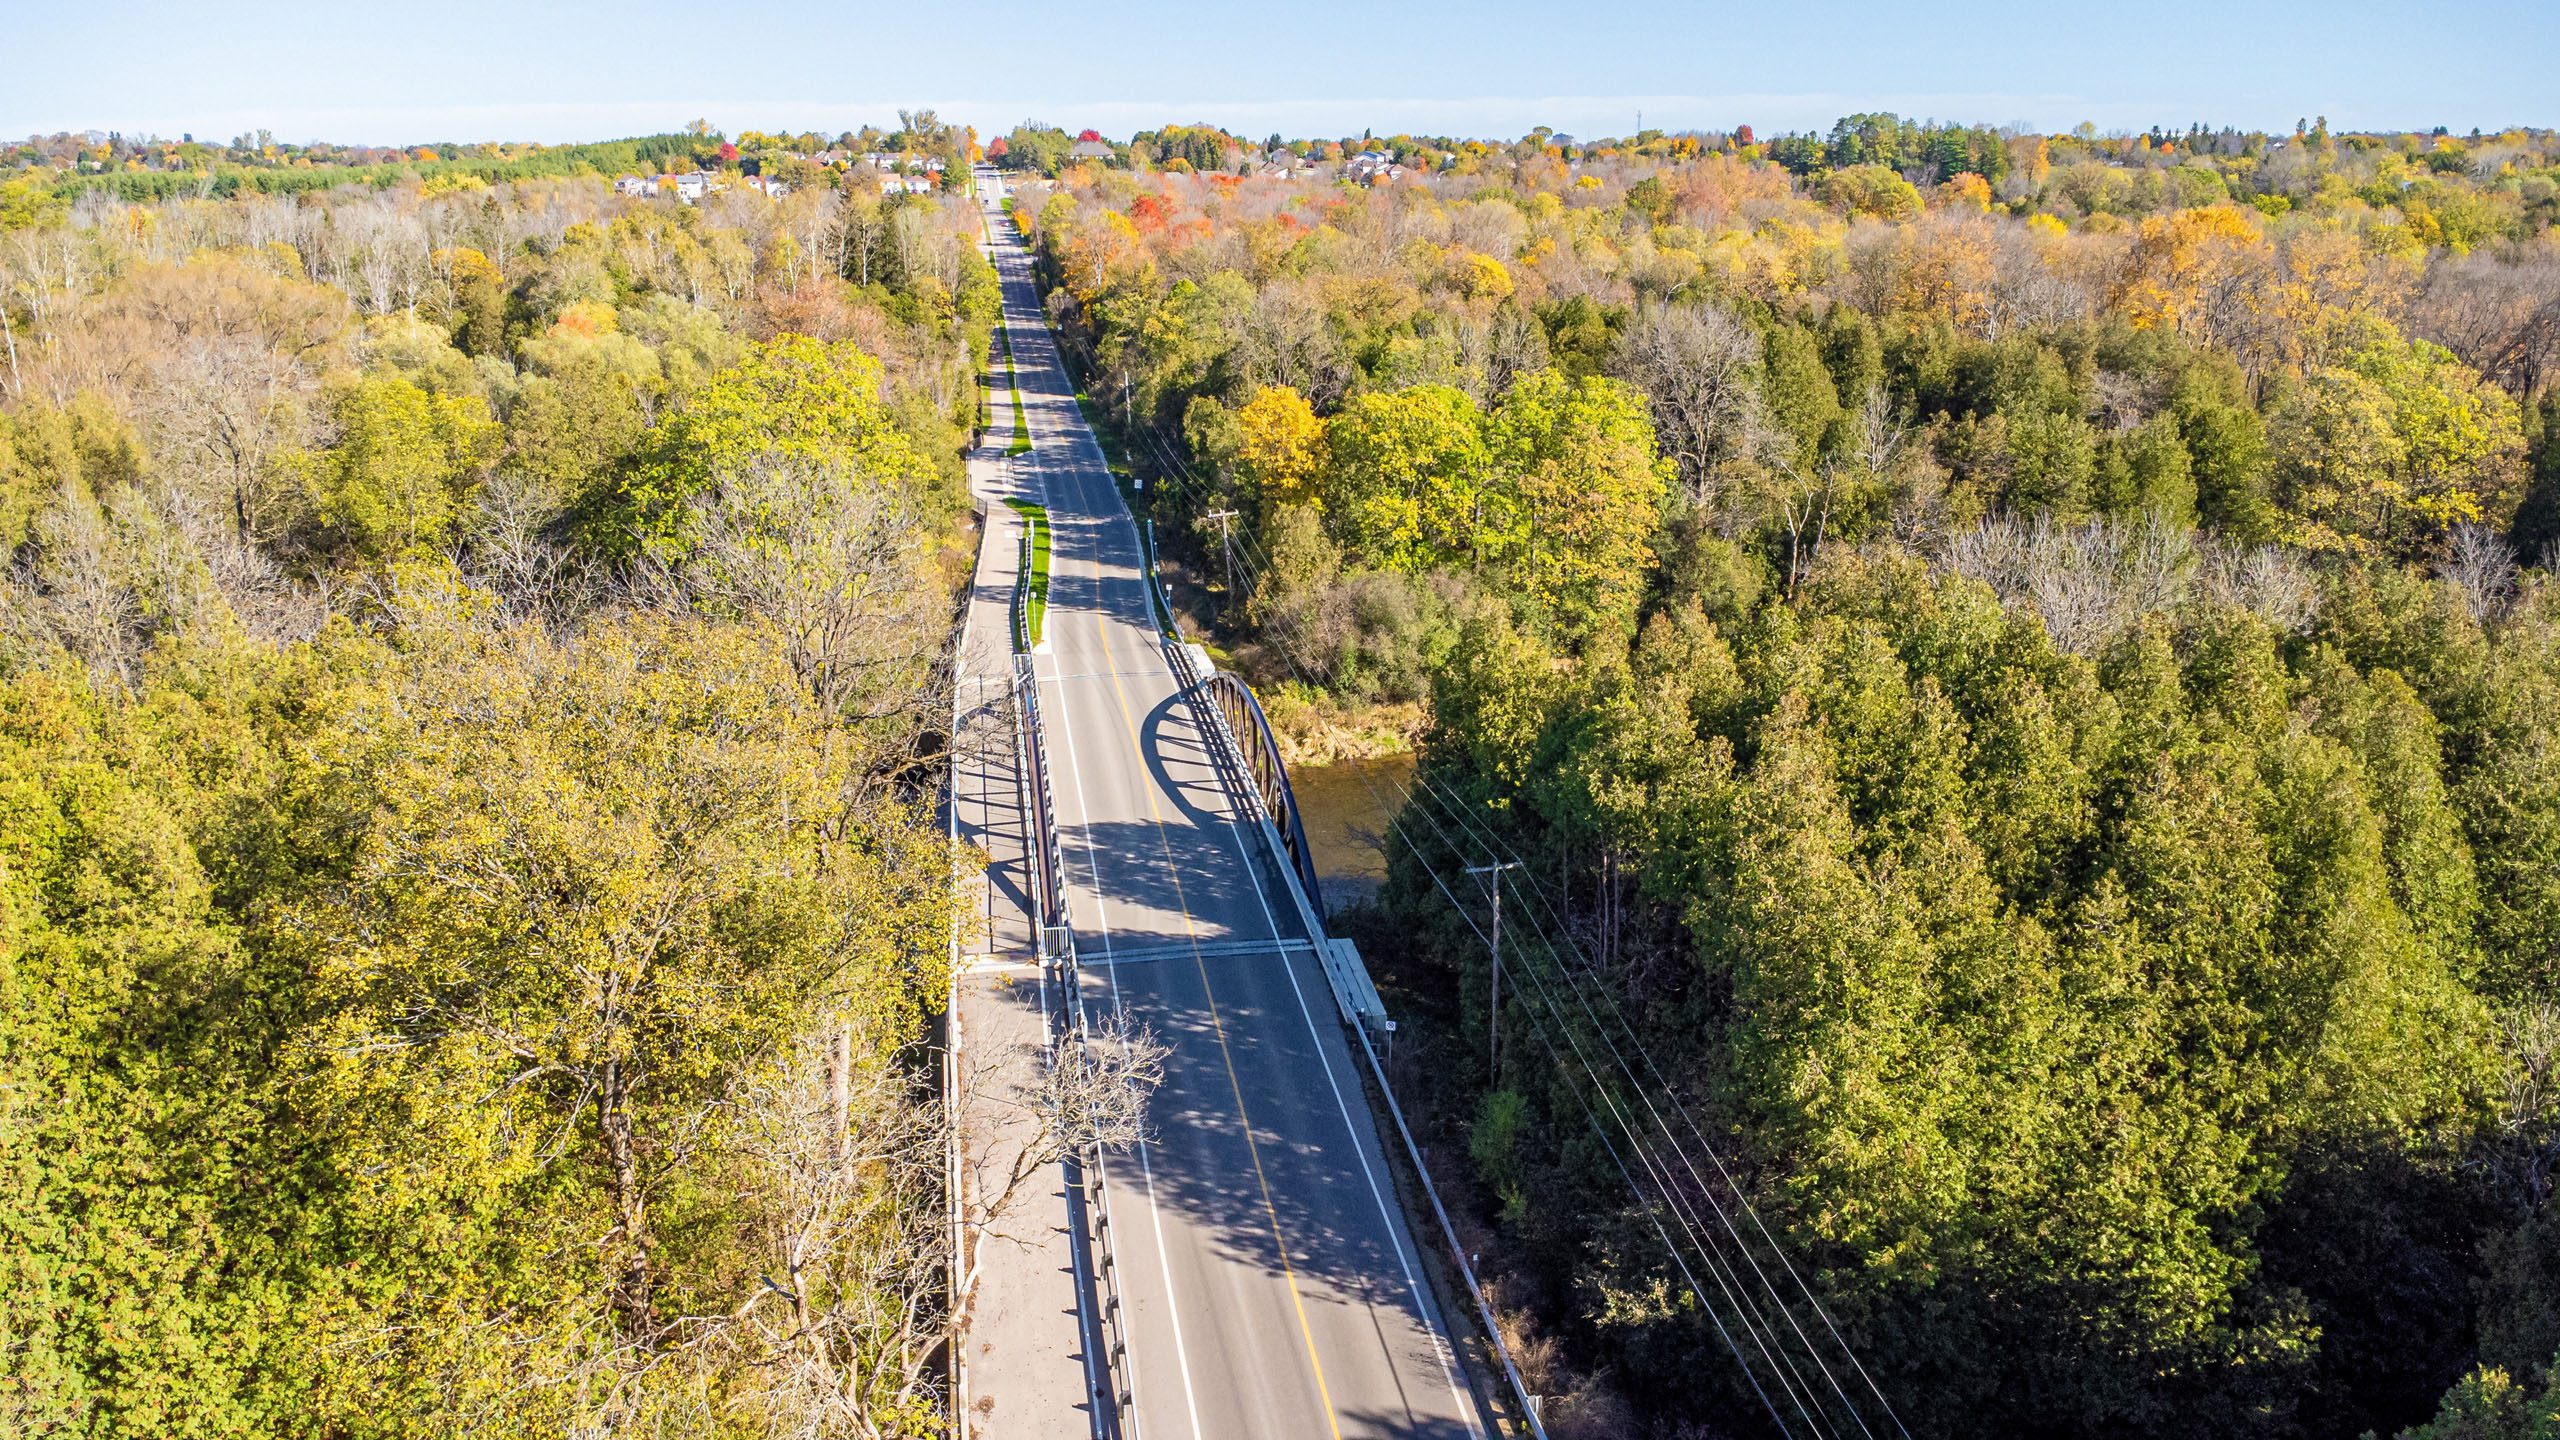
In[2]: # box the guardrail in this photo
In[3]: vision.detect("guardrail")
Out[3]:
[1154,604,1552,1440]
[1013,653,1070,957]
[1008,537,1135,1432]
[1140,519,1178,636]
[1067,1005,1137,1431]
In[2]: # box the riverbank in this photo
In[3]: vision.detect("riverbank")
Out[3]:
[1259,686,1426,767]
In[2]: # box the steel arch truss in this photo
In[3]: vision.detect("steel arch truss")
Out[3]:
[1198,669,1325,914]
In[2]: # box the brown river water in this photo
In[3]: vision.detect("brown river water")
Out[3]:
[1287,753,1417,913]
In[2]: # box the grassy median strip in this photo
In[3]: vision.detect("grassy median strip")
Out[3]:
[1001,330,1031,455]
[1005,497,1050,647]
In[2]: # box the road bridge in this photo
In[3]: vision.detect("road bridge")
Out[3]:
[956,169,1496,1440]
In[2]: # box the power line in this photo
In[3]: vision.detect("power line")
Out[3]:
[1040,277,1906,1438]
[1462,861,1520,1081]
[1156,437,1903,1433]
[1138,428,1905,1440]
[1126,449,1838,1432]
[1142,518,1869,1438]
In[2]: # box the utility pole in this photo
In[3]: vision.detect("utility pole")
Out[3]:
[1466,861,1521,1081]
[1204,509,1240,596]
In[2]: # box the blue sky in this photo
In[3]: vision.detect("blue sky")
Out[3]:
[10,0,2554,146]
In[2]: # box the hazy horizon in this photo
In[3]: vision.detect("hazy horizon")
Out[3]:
[11,0,2553,151]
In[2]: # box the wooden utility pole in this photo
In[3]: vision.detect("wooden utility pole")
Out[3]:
[1204,509,1240,595]
[1466,861,1521,1081]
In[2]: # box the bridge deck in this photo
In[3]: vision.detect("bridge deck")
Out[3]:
[977,176,1486,1440]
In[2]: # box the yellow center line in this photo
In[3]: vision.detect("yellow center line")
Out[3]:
[1089,602,1344,1440]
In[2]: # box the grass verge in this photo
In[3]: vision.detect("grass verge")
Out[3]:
[1001,331,1030,455]
[1004,498,1050,647]
[1067,384,1136,486]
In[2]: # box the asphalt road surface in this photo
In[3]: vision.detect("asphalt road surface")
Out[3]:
[980,176,1488,1440]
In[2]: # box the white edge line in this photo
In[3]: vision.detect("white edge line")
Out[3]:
[1027,281,1205,1440]
[1181,692,1488,1438]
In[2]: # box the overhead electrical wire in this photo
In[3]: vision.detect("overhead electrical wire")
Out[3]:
[1043,303,1911,1440]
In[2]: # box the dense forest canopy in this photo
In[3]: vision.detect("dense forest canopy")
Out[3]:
[0,139,1005,1435]
[1,113,976,209]
[4,109,2559,1438]
[1006,113,2560,1440]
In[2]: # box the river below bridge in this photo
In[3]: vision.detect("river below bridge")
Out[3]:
[1289,752,1417,914]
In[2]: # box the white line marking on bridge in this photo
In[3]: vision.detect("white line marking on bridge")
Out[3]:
[1182,650,1490,1439]
[1046,574,1204,1440]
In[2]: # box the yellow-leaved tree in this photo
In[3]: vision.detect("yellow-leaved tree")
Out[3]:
[2272,317,2528,552]
[285,569,959,1429]
[2110,204,2267,347]
[1232,382,1328,516]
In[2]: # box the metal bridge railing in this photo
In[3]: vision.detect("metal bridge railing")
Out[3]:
[1147,543,1553,1440]
[1008,528,1136,1430]
[1013,652,1070,952]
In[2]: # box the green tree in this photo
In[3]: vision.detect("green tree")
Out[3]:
[2173,360,2276,541]
[1761,322,1842,472]
[288,591,956,1399]
[1487,371,1670,637]
[2512,394,2560,558]
[2394,1358,2560,1440]
[0,668,277,1437]
[305,374,499,556]
[508,329,661,507]
[2458,601,2560,1003]
[1320,383,1492,571]
[1624,175,1676,227]
[615,335,935,556]
[1821,163,1924,219]
[2092,413,2198,523]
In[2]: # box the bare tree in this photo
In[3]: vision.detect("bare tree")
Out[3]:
[781,187,849,295]
[1239,277,1358,407]
[2410,247,2560,399]
[2481,1002,2560,1217]
[462,469,598,626]
[1943,513,2202,655]
[692,1015,1164,1438]
[642,457,952,774]
[1612,302,1763,508]
[2199,541,2321,636]
[4,489,148,685]
[2441,521,2521,625]
[139,331,317,546]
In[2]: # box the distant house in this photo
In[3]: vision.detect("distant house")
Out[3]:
[612,175,654,198]
[1068,139,1114,163]
[1342,150,1404,184]
[744,174,791,198]
[667,172,711,203]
